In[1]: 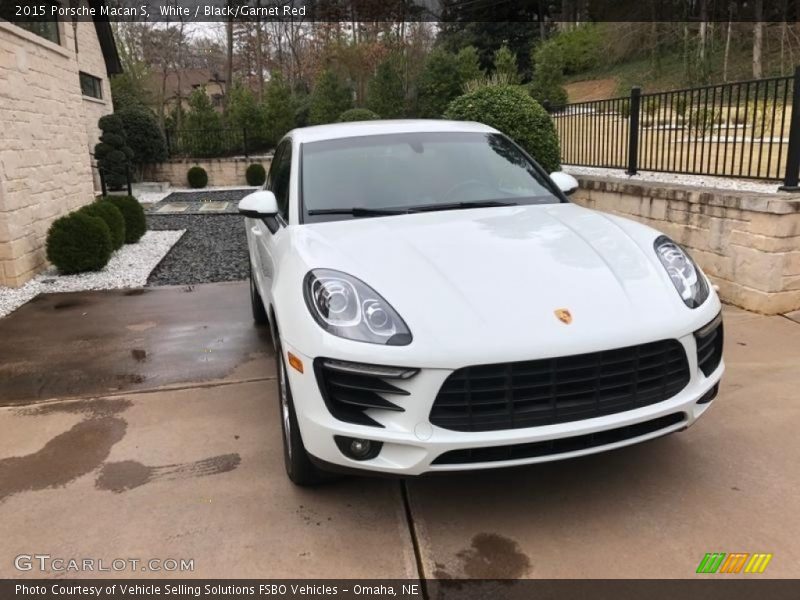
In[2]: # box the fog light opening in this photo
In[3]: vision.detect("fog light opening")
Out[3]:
[334,435,382,461]
[697,383,719,405]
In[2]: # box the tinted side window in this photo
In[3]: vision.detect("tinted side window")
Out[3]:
[272,143,292,220]
[266,143,284,190]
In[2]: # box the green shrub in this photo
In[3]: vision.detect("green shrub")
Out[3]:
[80,201,126,250]
[105,195,146,243]
[183,88,224,157]
[94,114,134,190]
[119,107,167,166]
[46,212,112,274]
[187,166,208,189]
[445,85,561,173]
[262,72,295,147]
[246,163,267,186]
[493,45,520,84]
[337,108,380,122]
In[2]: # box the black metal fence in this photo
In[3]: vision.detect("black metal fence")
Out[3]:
[551,66,800,189]
[165,128,260,159]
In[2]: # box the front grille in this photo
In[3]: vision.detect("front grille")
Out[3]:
[432,412,686,465]
[429,339,690,432]
[695,314,723,377]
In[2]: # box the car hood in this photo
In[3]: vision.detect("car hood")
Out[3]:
[290,203,716,364]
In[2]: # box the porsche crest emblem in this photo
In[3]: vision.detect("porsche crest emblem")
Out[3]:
[555,309,572,324]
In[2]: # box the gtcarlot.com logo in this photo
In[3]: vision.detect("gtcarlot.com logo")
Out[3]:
[14,554,195,573]
[696,552,773,574]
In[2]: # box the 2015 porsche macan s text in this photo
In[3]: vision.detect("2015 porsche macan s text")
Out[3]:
[239,120,724,485]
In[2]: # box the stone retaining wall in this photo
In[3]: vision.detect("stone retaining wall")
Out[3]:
[144,156,272,188]
[572,176,800,315]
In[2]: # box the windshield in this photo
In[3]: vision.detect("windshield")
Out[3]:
[301,132,560,222]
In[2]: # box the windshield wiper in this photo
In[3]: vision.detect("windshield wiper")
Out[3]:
[307,207,407,216]
[406,200,518,213]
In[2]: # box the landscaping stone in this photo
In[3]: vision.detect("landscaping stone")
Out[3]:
[146,214,249,286]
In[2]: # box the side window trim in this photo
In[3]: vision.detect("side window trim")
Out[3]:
[266,143,285,191]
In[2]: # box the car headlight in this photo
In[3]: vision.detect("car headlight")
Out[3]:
[303,269,412,345]
[654,236,709,308]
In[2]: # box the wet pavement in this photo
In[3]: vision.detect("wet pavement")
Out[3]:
[0,282,269,405]
[0,288,799,579]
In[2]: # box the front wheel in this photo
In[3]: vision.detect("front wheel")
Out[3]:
[275,341,331,486]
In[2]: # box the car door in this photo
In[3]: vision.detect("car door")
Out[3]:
[251,139,292,304]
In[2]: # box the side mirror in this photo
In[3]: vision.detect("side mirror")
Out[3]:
[239,190,279,218]
[550,171,579,196]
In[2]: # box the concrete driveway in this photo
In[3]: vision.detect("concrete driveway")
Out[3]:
[1,284,798,579]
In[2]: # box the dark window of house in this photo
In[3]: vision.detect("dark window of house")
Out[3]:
[1,2,61,45]
[80,72,102,99]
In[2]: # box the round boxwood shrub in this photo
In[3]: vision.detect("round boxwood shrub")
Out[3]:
[46,212,112,274]
[79,201,126,250]
[246,163,267,186]
[444,85,561,173]
[337,108,380,122]
[187,166,208,188]
[105,195,146,243]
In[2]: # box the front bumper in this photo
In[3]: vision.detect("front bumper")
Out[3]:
[282,333,724,476]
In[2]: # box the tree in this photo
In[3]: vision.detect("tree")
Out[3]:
[119,107,168,171]
[94,114,134,190]
[456,46,483,86]
[493,45,520,84]
[309,69,353,125]
[415,48,462,118]
[262,72,295,147]
[529,41,568,107]
[753,0,764,78]
[367,57,405,118]
[184,88,224,157]
[226,83,264,147]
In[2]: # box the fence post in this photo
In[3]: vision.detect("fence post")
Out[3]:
[626,86,642,175]
[780,66,800,191]
[243,128,249,159]
[99,168,107,197]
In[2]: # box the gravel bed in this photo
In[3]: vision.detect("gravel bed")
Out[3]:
[0,230,185,319]
[564,165,786,195]
[146,214,249,286]
[159,189,254,204]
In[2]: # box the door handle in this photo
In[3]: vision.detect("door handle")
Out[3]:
[251,226,263,237]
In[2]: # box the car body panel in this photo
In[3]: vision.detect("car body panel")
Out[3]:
[242,120,724,476]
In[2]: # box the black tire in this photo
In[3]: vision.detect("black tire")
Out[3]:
[275,340,331,486]
[249,259,268,325]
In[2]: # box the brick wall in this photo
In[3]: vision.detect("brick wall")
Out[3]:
[572,176,800,315]
[0,11,113,288]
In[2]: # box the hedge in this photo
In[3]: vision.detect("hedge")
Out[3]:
[246,163,267,186]
[187,166,208,188]
[444,85,561,173]
[337,108,380,122]
[80,200,126,250]
[105,195,146,243]
[46,212,112,274]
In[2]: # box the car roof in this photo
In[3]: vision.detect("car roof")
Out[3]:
[288,119,499,144]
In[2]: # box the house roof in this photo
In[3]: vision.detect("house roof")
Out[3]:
[89,0,122,75]
[147,69,227,100]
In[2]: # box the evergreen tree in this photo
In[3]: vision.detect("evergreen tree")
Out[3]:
[226,83,265,150]
[529,43,568,107]
[94,114,134,190]
[184,87,224,157]
[262,72,295,147]
[456,46,483,87]
[415,49,462,118]
[309,70,353,125]
[366,57,405,118]
[493,45,520,84]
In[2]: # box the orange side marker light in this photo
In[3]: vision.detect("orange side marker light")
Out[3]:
[287,352,304,374]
